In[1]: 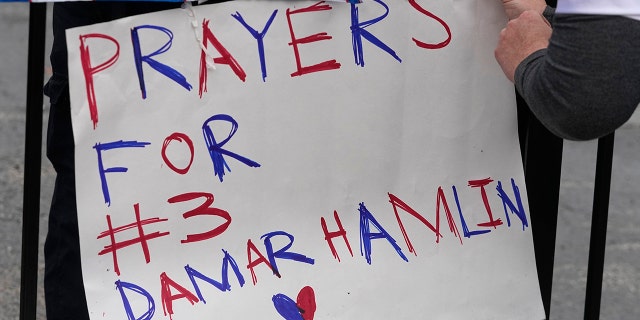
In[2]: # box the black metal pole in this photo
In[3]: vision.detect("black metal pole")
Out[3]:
[520,106,563,320]
[584,133,615,320]
[19,3,47,320]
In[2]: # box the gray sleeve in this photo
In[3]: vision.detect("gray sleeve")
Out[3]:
[542,5,555,24]
[514,14,640,141]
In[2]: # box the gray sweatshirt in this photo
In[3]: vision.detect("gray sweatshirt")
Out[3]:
[514,9,640,140]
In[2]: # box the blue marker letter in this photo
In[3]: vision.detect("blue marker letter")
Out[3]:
[115,280,155,320]
[184,249,245,303]
[496,179,529,230]
[350,0,401,67]
[452,185,491,238]
[262,231,315,276]
[131,25,192,99]
[232,10,278,82]
[94,140,150,206]
[202,114,260,182]
[359,202,408,264]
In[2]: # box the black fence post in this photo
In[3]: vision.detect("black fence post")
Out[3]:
[584,133,615,320]
[517,94,563,320]
[19,3,47,320]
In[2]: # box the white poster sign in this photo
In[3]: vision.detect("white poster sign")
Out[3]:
[67,1,545,319]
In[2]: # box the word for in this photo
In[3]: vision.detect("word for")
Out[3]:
[95,113,258,206]
[102,177,527,319]
[78,0,451,128]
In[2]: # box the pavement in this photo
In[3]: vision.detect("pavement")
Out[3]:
[0,3,638,320]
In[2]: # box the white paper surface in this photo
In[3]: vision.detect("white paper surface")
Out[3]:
[66,1,546,319]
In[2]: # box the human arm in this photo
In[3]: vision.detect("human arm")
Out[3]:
[498,14,640,140]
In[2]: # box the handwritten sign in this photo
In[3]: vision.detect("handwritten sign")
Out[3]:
[66,1,545,319]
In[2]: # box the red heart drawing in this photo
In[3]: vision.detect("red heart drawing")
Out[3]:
[296,286,316,320]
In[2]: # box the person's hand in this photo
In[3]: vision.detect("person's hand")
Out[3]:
[495,10,552,83]
[500,0,547,20]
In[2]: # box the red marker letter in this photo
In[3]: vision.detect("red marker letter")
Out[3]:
[79,33,120,129]
[160,272,199,319]
[320,211,353,262]
[436,187,463,244]
[409,0,452,49]
[168,192,232,244]
[390,193,440,255]
[199,19,247,97]
[96,203,169,276]
[469,178,503,228]
[246,239,276,285]
[161,132,194,175]
[286,1,341,77]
